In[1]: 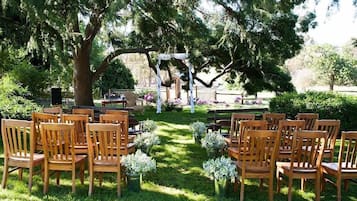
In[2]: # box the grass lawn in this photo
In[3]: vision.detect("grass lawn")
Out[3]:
[0,106,357,200]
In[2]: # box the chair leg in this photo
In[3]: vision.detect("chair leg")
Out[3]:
[240,178,245,201]
[259,178,264,190]
[72,169,76,193]
[301,178,306,191]
[80,162,85,185]
[28,166,33,192]
[337,177,342,201]
[288,177,293,201]
[18,168,23,180]
[43,164,49,194]
[1,159,9,189]
[88,169,94,196]
[269,177,274,201]
[56,171,61,185]
[344,179,349,192]
[234,176,238,192]
[315,176,321,201]
[117,172,121,197]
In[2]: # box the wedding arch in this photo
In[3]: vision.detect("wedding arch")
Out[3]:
[155,53,194,113]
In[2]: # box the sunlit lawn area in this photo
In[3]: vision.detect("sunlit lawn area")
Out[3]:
[0,105,357,200]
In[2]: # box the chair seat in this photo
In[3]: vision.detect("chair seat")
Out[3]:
[322,162,357,173]
[94,156,119,166]
[49,155,87,164]
[10,153,44,162]
[277,161,317,173]
[237,161,270,173]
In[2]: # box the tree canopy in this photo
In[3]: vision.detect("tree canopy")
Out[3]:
[0,0,317,105]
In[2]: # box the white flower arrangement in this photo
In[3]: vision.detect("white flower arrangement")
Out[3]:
[141,119,157,132]
[201,131,226,150]
[134,131,160,154]
[190,121,206,138]
[121,150,156,176]
[203,156,237,182]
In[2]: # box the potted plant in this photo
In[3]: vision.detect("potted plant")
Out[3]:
[141,119,157,132]
[121,150,156,192]
[201,131,226,158]
[203,156,237,198]
[190,121,206,144]
[134,132,160,155]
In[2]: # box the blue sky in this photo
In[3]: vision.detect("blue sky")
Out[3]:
[307,0,357,46]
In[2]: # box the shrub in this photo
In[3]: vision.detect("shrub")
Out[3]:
[269,91,357,130]
[0,75,41,119]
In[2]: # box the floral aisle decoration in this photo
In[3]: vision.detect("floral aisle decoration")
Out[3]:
[121,150,156,192]
[141,119,157,132]
[134,132,160,155]
[190,121,206,144]
[203,156,237,198]
[201,131,226,158]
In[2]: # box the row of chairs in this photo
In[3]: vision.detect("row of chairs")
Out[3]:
[2,110,137,196]
[233,128,357,201]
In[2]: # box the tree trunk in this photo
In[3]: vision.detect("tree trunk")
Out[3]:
[329,74,335,91]
[73,44,94,106]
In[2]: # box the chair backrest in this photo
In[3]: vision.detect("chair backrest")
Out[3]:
[99,114,129,148]
[230,113,256,138]
[72,108,95,122]
[277,120,305,159]
[86,123,121,164]
[43,106,62,115]
[2,119,35,160]
[40,123,76,163]
[123,91,138,107]
[105,110,129,116]
[32,112,58,151]
[313,119,340,150]
[232,120,268,145]
[296,113,319,130]
[61,114,89,145]
[239,130,279,171]
[337,131,357,171]
[289,130,326,170]
[262,112,286,130]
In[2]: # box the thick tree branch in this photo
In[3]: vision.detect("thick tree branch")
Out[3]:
[93,47,158,81]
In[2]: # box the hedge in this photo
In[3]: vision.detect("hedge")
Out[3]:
[269,91,357,130]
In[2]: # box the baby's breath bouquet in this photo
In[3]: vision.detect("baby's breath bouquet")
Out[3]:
[203,156,237,181]
[134,132,160,155]
[203,156,237,197]
[141,119,157,132]
[201,131,226,158]
[121,150,156,176]
[190,121,206,144]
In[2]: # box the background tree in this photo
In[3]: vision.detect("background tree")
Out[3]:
[96,60,135,96]
[1,0,316,105]
[286,44,357,91]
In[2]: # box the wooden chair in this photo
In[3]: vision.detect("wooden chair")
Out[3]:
[32,112,58,151]
[226,113,255,146]
[313,119,340,162]
[99,114,135,155]
[322,131,357,201]
[61,114,89,154]
[296,113,319,130]
[1,119,44,192]
[276,130,327,201]
[40,123,86,194]
[72,108,95,122]
[236,130,279,201]
[276,120,305,160]
[86,123,122,197]
[228,120,268,160]
[262,112,286,130]
[43,106,62,115]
